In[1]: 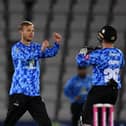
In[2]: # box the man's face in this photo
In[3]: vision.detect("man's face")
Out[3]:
[78,68,87,77]
[20,25,34,42]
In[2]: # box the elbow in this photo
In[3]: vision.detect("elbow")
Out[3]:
[51,51,58,57]
[53,52,58,56]
[76,59,81,66]
[64,88,68,96]
[64,88,70,97]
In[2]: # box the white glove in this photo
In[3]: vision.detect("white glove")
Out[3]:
[79,48,88,55]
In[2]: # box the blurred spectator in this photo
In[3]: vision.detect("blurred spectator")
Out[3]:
[64,66,92,126]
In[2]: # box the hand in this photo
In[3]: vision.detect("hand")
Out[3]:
[79,46,101,55]
[75,96,81,100]
[53,32,62,44]
[79,48,88,55]
[41,40,49,51]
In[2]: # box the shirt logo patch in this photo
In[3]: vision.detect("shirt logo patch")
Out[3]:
[25,59,37,69]
[80,87,87,95]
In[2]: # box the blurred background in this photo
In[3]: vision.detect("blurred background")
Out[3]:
[0,0,126,125]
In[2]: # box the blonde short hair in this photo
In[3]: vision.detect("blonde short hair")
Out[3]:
[18,21,33,30]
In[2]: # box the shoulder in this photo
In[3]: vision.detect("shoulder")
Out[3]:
[86,75,92,80]
[67,75,78,82]
[89,49,101,57]
[31,41,41,46]
[109,48,124,57]
[31,41,40,45]
[115,48,124,55]
[11,42,20,50]
[84,75,92,84]
[30,42,41,50]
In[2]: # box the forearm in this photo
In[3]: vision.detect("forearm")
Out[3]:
[76,54,89,67]
[40,42,60,58]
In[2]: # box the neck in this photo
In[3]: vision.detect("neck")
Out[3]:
[21,38,31,46]
[102,42,114,48]
[79,74,86,78]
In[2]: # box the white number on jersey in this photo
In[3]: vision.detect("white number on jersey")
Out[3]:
[104,68,119,83]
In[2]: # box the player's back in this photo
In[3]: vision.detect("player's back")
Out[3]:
[92,48,124,88]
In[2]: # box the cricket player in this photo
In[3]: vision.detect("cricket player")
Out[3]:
[64,66,92,126]
[4,21,62,126]
[76,26,125,125]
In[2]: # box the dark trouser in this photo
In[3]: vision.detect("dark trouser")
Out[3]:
[82,85,118,125]
[71,102,84,126]
[4,94,52,126]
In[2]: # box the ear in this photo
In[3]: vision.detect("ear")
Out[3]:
[19,29,22,34]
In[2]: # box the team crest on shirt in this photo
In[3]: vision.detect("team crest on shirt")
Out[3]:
[24,59,37,69]
[29,59,36,69]
[80,87,88,95]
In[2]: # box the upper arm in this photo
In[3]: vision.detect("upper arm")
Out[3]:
[121,53,125,68]
[64,79,72,92]
[11,46,19,60]
[64,78,74,96]
[86,76,92,91]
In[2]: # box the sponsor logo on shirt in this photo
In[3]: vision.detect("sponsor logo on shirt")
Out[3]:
[109,52,120,56]
[24,59,37,69]
[108,60,119,65]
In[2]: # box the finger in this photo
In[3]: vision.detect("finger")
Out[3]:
[54,32,60,37]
